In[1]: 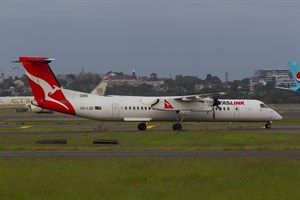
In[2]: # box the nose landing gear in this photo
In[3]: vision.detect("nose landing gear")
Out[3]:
[137,122,147,131]
[265,122,272,129]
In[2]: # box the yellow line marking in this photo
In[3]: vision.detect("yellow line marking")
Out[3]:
[146,122,158,129]
[20,126,32,129]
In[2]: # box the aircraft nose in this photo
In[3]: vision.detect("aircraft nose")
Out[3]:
[271,110,282,121]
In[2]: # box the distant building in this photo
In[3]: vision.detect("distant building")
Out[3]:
[250,69,294,91]
[13,80,25,87]
[107,69,137,81]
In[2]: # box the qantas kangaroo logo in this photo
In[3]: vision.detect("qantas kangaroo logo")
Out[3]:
[164,99,174,109]
[25,69,69,110]
[24,67,75,115]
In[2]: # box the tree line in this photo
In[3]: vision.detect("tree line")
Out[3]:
[1,73,300,104]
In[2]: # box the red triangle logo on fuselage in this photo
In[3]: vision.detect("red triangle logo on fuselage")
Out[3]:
[164,99,174,109]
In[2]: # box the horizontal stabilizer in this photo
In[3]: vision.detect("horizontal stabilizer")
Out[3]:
[14,57,55,63]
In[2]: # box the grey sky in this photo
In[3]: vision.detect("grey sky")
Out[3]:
[1,0,300,80]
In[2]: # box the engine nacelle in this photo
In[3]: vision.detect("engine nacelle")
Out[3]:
[151,97,213,112]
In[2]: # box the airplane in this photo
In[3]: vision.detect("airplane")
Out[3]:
[0,96,51,113]
[276,61,300,92]
[16,57,282,130]
[90,76,109,96]
[0,73,108,113]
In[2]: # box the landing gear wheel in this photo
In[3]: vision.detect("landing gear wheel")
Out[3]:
[173,123,182,131]
[265,123,271,129]
[138,123,147,131]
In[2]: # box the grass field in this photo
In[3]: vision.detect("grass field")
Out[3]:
[1,156,300,200]
[1,110,300,199]
[0,129,300,151]
[1,111,300,151]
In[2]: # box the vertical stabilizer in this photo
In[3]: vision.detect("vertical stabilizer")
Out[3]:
[90,76,109,95]
[18,57,76,115]
[288,61,300,92]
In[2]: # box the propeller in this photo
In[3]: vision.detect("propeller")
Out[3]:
[213,97,221,108]
[211,92,226,109]
[212,96,221,120]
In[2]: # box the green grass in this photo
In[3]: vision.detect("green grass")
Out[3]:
[1,110,300,199]
[0,156,300,200]
[0,130,300,151]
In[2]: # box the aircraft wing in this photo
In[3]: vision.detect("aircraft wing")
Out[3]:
[151,92,225,112]
[275,86,290,91]
[173,92,226,102]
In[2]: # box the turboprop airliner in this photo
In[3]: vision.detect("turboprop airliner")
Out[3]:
[277,61,300,93]
[16,57,282,130]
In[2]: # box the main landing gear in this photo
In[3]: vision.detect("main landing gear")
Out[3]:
[172,123,182,131]
[172,111,187,131]
[137,122,147,131]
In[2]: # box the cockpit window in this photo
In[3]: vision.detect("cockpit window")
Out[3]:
[260,104,269,108]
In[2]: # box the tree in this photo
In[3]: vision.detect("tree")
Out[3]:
[205,74,213,82]
[150,73,158,81]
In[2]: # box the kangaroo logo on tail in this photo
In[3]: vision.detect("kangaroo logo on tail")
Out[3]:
[17,57,76,115]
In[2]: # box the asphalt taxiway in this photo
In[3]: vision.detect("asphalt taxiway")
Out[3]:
[1,111,300,157]
[1,150,300,157]
[1,110,300,133]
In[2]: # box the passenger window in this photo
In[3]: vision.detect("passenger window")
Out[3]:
[129,106,131,110]
[137,107,139,110]
[260,104,268,108]
[125,106,127,110]
[236,107,238,111]
[141,107,143,110]
[133,106,135,110]
[227,107,229,111]
[223,107,226,111]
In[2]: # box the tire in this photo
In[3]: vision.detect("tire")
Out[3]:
[265,123,271,129]
[138,123,147,131]
[172,123,182,131]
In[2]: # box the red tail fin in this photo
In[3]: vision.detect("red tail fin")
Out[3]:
[18,57,75,115]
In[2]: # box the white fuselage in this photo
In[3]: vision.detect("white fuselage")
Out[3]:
[0,96,32,111]
[62,89,282,123]
[0,96,51,113]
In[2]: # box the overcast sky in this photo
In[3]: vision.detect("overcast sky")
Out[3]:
[0,0,300,80]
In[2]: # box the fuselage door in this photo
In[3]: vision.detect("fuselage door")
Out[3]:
[233,106,240,119]
[112,103,119,118]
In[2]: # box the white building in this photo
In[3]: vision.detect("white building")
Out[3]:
[250,69,294,91]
